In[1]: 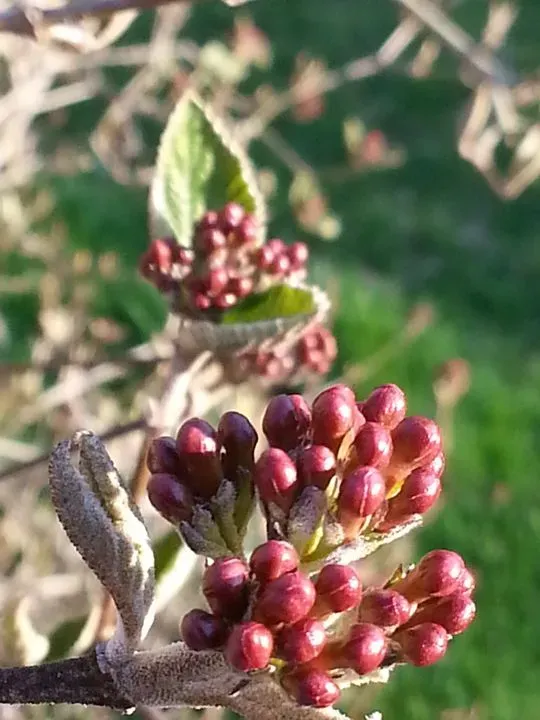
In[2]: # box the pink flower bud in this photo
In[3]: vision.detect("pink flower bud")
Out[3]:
[254,448,299,512]
[362,384,407,429]
[392,622,448,666]
[357,589,411,628]
[225,622,273,672]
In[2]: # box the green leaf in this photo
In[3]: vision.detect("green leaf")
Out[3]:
[153,530,184,582]
[46,617,87,661]
[151,92,266,247]
[221,284,316,325]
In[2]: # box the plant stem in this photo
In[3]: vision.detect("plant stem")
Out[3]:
[0,654,131,708]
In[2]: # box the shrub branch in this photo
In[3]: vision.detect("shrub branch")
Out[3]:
[0,654,131,708]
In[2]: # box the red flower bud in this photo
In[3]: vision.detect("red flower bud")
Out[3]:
[254,570,316,626]
[281,667,340,708]
[392,550,465,602]
[175,418,222,498]
[313,564,362,615]
[225,621,273,672]
[353,422,393,469]
[357,589,411,628]
[277,617,327,664]
[392,622,448,666]
[217,411,258,472]
[219,202,246,234]
[454,566,476,596]
[288,241,309,270]
[249,540,299,583]
[337,467,386,536]
[379,468,441,530]
[390,416,442,472]
[297,445,336,490]
[147,473,193,523]
[147,436,180,475]
[404,592,476,635]
[254,448,299,512]
[340,623,388,675]
[148,238,174,273]
[262,394,312,451]
[312,384,357,449]
[362,384,407,429]
[202,557,249,621]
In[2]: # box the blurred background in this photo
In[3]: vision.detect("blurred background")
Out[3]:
[2,1,540,719]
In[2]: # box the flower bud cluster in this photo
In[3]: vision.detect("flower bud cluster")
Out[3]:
[140,203,308,314]
[235,323,337,383]
[180,541,475,708]
[147,411,258,553]
[255,383,444,541]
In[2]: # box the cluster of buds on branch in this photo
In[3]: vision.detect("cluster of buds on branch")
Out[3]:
[141,203,334,381]
[146,381,476,710]
[0,93,474,720]
[140,204,309,313]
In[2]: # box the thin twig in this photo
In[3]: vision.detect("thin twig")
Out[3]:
[0,417,145,481]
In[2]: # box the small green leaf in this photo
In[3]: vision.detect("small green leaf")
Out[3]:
[151,92,266,246]
[153,530,183,582]
[221,284,315,325]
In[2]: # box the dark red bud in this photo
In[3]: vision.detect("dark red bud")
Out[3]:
[288,241,309,270]
[219,202,246,234]
[254,245,275,271]
[147,436,180,474]
[454,567,476,596]
[235,216,258,247]
[202,557,250,621]
[262,394,312,451]
[195,228,227,255]
[217,411,258,465]
[403,592,476,635]
[148,238,173,273]
[226,276,254,298]
[425,451,446,478]
[382,468,441,525]
[180,609,228,650]
[147,473,193,523]
[175,418,222,498]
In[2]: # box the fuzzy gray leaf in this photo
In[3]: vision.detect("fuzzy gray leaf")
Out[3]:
[49,431,154,658]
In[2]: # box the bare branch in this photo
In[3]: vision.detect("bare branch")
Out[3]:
[0,418,146,482]
[0,0,201,40]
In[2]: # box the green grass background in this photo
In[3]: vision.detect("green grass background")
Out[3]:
[4,1,540,718]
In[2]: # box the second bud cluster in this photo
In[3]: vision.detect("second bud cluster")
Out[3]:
[181,541,475,708]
